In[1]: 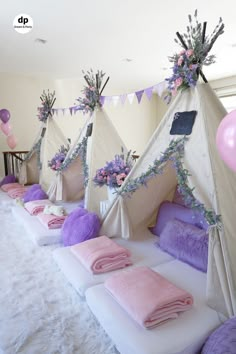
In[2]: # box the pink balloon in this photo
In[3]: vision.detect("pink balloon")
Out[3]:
[216,110,236,171]
[7,134,17,149]
[0,122,11,136]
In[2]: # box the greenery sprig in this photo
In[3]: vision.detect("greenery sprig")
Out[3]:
[56,137,89,186]
[118,137,220,226]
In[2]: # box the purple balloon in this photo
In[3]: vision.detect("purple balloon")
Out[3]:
[0,109,10,123]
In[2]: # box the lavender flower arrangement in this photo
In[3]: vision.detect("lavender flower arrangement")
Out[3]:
[48,144,69,171]
[165,10,224,103]
[76,69,109,115]
[37,90,56,122]
[93,149,134,189]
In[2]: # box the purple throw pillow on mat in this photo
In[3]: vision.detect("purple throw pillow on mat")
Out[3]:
[150,201,208,236]
[23,185,48,203]
[0,174,17,187]
[201,316,236,354]
[159,219,208,272]
[62,208,101,246]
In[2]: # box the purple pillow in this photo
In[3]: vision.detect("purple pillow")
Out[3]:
[202,316,236,354]
[0,174,17,187]
[150,201,208,236]
[23,185,48,203]
[159,218,208,272]
[62,208,101,246]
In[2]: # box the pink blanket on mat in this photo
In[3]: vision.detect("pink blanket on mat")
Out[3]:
[1,183,22,192]
[105,266,193,329]
[24,200,53,215]
[36,212,66,229]
[7,187,28,199]
[70,235,132,274]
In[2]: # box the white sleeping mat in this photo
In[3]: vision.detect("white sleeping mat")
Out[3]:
[53,232,174,297]
[86,260,222,354]
[11,201,80,246]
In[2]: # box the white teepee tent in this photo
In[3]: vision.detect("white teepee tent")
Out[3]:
[101,83,236,318]
[40,117,68,191]
[48,108,128,218]
[18,125,45,185]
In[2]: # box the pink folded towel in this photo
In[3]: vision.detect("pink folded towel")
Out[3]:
[36,212,67,229]
[1,182,22,192]
[105,266,193,329]
[24,199,53,215]
[70,235,132,274]
[7,187,28,199]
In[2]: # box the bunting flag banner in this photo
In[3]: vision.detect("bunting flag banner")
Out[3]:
[112,96,120,106]
[135,90,144,104]
[100,96,105,107]
[127,93,135,104]
[120,94,127,105]
[154,81,167,97]
[145,87,154,100]
[41,80,167,115]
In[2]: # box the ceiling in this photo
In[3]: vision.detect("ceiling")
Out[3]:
[1,0,236,93]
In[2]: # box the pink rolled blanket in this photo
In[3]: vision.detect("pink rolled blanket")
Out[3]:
[70,235,132,274]
[105,266,193,329]
[36,212,67,229]
[7,187,28,199]
[1,182,22,192]
[24,199,53,215]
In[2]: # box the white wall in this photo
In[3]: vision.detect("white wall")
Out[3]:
[0,74,168,178]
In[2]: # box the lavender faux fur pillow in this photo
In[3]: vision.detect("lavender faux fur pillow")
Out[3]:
[202,316,236,354]
[150,201,208,237]
[62,208,101,246]
[0,174,17,187]
[23,184,48,203]
[159,218,208,272]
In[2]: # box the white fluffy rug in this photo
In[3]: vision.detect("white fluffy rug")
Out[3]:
[0,206,118,354]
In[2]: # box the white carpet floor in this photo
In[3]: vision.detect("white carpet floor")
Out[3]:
[0,205,118,354]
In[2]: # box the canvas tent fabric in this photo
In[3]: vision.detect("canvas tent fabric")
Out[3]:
[48,108,128,219]
[40,117,68,191]
[18,125,45,185]
[101,83,236,318]
[48,113,91,202]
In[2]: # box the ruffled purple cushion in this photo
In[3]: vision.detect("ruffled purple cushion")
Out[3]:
[23,185,48,203]
[202,316,236,354]
[150,201,208,236]
[0,174,17,187]
[159,218,208,272]
[62,208,101,246]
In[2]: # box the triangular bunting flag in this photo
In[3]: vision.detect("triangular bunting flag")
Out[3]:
[145,87,153,100]
[127,93,135,104]
[100,96,105,106]
[154,81,167,97]
[52,109,55,115]
[69,107,73,116]
[105,96,112,105]
[120,94,127,105]
[62,109,65,115]
[135,90,144,104]
[112,96,120,106]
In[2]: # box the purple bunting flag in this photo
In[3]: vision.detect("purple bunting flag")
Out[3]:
[69,107,73,116]
[145,87,153,100]
[100,96,105,107]
[135,90,144,104]
[120,94,127,105]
